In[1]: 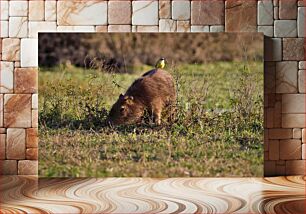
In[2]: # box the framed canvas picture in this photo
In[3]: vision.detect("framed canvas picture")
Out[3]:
[38,32,263,177]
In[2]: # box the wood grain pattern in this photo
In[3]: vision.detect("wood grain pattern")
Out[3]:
[0,176,305,213]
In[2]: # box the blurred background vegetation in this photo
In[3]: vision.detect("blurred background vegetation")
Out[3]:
[39,33,262,72]
[38,33,263,177]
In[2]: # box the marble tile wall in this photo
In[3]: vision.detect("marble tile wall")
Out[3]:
[0,0,305,176]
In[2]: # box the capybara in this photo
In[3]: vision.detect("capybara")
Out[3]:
[108,69,176,125]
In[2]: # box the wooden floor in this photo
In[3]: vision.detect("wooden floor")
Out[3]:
[0,176,305,214]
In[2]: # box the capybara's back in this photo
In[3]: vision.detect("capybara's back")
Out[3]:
[108,69,176,125]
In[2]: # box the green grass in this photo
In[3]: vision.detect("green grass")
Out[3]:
[39,61,263,177]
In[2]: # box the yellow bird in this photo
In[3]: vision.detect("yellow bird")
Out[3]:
[155,58,166,69]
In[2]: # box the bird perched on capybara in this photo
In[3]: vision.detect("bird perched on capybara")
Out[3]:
[108,69,176,125]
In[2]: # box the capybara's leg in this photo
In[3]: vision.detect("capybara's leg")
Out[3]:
[152,101,163,125]
[153,111,161,125]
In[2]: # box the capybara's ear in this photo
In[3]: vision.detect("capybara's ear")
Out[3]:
[124,96,134,104]
[119,93,124,99]
[124,95,133,101]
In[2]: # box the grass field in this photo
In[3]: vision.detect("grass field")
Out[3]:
[39,61,263,177]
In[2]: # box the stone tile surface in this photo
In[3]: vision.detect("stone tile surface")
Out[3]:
[276,160,286,166]
[264,62,276,94]
[293,128,302,139]
[132,1,158,25]
[192,0,224,25]
[29,1,45,21]
[285,160,305,175]
[0,134,5,159]
[29,21,57,38]
[299,61,306,70]
[136,26,159,32]
[45,1,57,21]
[26,148,38,160]
[0,1,9,20]
[283,38,305,61]
[0,160,17,175]
[274,20,297,37]
[1,128,6,133]
[264,37,282,61]
[264,131,269,151]
[275,164,286,175]
[0,61,14,93]
[26,128,38,148]
[282,94,305,113]
[269,128,293,139]
[2,38,20,61]
[6,128,25,159]
[258,0,273,25]
[210,25,225,32]
[4,94,32,128]
[274,100,282,128]
[18,160,38,175]
[159,19,176,32]
[264,152,269,160]
[282,114,305,128]
[269,140,279,160]
[0,95,3,127]
[280,139,302,160]
[131,25,136,32]
[276,61,298,93]
[0,128,5,134]
[9,17,28,38]
[172,1,190,20]
[297,7,305,37]
[32,110,38,128]
[9,1,28,17]
[32,94,38,109]
[258,26,273,37]
[298,70,305,93]
[57,0,107,25]
[265,93,276,108]
[108,25,131,32]
[159,1,171,19]
[95,26,108,32]
[266,108,274,128]
[21,39,38,67]
[0,21,8,37]
[177,21,190,32]
[57,26,95,32]
[274,6,279,20]
[191,26,209,32]
[14,68,38,94]
[298,0,305,6]
[225,0,257,32]
[108,1,131,24]
[264,161,276,176]
[275,100,283,127]
[14,61,21,68]
[279,0,297,19]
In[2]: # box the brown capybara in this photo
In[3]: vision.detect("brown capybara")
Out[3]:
[108,69,176,125]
